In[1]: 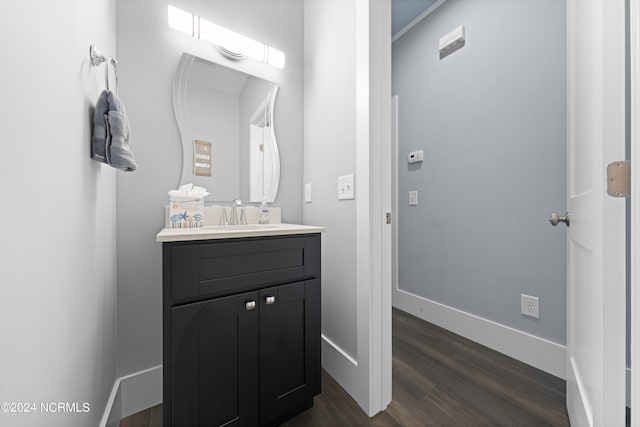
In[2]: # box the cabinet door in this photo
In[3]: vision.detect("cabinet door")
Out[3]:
[259,279,321,425]
[172,291,259,427]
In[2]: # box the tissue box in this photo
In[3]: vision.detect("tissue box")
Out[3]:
[168,198,204,228]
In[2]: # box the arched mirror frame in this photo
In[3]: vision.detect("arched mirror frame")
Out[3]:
[172,52,280,203]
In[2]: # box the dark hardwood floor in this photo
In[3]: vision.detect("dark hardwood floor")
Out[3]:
[121,308,569,427]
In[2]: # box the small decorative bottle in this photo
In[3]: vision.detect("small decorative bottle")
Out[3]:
[259,197,270,224]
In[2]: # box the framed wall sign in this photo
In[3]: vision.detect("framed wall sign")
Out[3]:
[193,140,212,177]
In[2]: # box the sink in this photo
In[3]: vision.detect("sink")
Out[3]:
[213,224,283,231]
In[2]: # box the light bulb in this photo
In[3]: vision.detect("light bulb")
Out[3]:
[167,5,194,36]
[168,5,286,69]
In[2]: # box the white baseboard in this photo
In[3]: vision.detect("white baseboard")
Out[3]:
[99,377,122,427]
[99,365,163,427]
[566,358,591,426]
[393,288,567,380]
[321,334,358,399]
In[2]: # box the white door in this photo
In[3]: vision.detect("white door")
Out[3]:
[631,0,640,424]
[566,0,627,425]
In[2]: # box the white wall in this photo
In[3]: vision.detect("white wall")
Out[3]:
[392,0,567,376]
[304,0,359,366]
[0,1,117,426]
[304,0,392,415]
[239,77,276,201]
[115,0,304,400]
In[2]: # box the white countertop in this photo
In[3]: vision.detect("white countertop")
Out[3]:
[156,223,325,243]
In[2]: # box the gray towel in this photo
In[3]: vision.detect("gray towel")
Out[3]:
[91,90,137,172]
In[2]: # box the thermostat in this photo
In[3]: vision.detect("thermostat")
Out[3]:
[408,150,424,164]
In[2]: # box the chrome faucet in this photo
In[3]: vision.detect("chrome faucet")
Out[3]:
[230,199,241,225]
[230,199,247,225]
[219,199,247,226]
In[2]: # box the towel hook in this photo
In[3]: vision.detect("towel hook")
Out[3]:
[108,57,119,95]
[90,45,106,66]
[90,45,119,95]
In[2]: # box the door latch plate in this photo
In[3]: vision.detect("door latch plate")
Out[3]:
[606,161,630,197]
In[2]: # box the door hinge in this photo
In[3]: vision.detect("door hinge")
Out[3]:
[606,161,630,197]
[386,212,392,224]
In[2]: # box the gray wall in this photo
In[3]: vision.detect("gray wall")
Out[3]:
[393,0,567,344]
[115,0,304,377]
[0,0,117,426]
[185,81,240,200]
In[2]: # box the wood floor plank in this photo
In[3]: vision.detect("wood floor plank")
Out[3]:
[119,406,150,427]
[148,404,163,426]
[392,316,568,426]
[120,308,569,427]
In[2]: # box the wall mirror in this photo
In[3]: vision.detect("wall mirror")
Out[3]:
[173,52,280,203]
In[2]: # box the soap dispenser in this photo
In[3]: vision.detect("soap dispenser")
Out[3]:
[259,197,270,224]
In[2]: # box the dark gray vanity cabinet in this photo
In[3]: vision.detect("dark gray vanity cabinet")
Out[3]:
[163,234,321,427]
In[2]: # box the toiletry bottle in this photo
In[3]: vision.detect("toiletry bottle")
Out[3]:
[259,197,270,224]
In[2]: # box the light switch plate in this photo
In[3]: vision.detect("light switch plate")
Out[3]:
[305,183,312,203]
[338,174,355,200]
[409,190,418,206]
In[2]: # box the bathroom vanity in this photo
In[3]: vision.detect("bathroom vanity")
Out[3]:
[157,224,323,427]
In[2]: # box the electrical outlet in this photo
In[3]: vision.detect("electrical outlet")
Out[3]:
[521,294,539,319]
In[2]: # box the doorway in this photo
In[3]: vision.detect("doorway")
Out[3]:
[390,0,567,378]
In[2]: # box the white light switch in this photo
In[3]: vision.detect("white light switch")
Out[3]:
[305,183,312,203]
[409,190,418,206]
[338,174,355,200]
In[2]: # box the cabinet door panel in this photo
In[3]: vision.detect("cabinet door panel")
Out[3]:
[259,281,319,424]
[172,291,259,427]
[200,293,259,427]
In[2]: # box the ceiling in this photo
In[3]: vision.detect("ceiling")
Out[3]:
[392,0,439,36]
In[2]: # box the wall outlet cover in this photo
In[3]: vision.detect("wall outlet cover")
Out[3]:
[521,294,540,319]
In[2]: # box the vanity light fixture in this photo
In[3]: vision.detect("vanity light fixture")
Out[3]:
[167,5,285,69]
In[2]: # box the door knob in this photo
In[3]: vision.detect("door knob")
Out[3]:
[549,212,570,227]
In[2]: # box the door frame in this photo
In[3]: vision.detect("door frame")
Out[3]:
[355,0,393,416]
[631,0,640,423]
[387,0,631,424]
